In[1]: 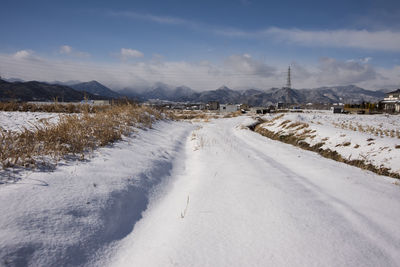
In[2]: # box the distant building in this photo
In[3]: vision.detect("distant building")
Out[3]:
[276,102,289,109]
[207,101,220,110]
[381,89,400,113]
[331,107,344,113]
[250,107,270,114]
[219,104,238,112]
[239,104,249,111]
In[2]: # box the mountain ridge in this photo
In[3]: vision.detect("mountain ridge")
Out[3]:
[0,78,388,105]
[120,84,386,105]
[69,81,121,98]
[0,79,110,102]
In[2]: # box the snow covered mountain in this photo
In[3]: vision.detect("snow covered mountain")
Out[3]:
[122,84,385,104]
[69,81,121,98]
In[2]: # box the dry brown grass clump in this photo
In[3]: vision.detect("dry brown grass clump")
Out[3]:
[170,110,219,120]
[333,120,400,139]
[0,104,168,169]
[279,120,291,127]
[223,110,242,118]
[285,121,309,130]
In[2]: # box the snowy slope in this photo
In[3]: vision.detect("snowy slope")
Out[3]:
[259,111,400,174]
[0,121,195,266]
[97,117,400,267]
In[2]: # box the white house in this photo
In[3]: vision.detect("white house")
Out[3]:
[381,89,400,113]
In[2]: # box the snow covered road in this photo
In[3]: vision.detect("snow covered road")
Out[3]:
[1,116,400,266]
[98,117,400,267]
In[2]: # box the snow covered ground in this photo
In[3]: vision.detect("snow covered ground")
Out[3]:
[259,111,400,174]
[0,111,61,132]
[0,116,195,266]
[1,112,400,266]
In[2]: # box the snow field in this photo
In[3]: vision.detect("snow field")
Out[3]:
[1,113,399,266]
[260,111,400,174]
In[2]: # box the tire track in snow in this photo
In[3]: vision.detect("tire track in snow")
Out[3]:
[235,127,400,265]
[100,117,400,267]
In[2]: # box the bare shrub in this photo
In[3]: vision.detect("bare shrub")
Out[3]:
[0,104,169,169]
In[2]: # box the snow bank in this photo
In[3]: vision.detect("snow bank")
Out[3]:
[260,111,400,175]
[0,120,194,266]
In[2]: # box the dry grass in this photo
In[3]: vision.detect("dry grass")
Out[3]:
[0,104,168,169]
[259,114,284,125]
[279,120,291,127]
[223,110,242,118]
[0,101,112,113]
[170,110,219,121]
[285,121,309,130]
[333,121,400,139]
[253,123,400,179]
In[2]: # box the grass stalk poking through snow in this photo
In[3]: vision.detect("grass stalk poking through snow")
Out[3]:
[181,195,190,219]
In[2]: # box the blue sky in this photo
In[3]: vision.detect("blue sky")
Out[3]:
[0,0,400,90]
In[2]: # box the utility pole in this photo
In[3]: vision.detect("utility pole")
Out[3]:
[286,66,291,89]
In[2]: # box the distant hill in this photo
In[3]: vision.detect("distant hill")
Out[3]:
[195,86,242,103]
[69,81,121,98]
[299,85,385,104]
[1,78,386,104]
[3,77,26,83]
[122,84,386,105]
[51,80,82,86]
[0,79,108,102]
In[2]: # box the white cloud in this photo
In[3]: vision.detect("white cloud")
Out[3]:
[13,50,35,60]
[224,54,276,78]
[120,48,144,60]
[214,27,400,52]
[58,45,90,58]
[265,28,400,52]
[361,57,372,63]
[59,45,72,54]
[1,51,399,91]
[316,57,378,85]
[106,9,400,52]
[108,11,189,26]
[105,9,400,52]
